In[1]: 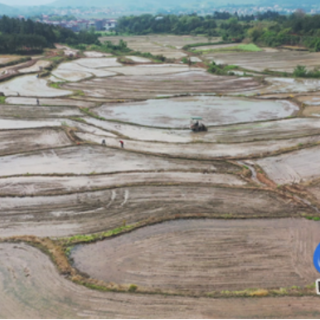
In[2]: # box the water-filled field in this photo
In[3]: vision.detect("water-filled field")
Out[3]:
[96,96,298,127]
[1,36,320,318]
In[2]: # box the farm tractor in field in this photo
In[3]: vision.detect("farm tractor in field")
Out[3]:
[190,117,207,132]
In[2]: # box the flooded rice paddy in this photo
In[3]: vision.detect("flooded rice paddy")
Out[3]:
[96,96,298,127]
[1,37,320,317]
[0,75,72,97]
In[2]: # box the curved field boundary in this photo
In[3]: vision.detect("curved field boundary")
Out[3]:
[1,242,320,318]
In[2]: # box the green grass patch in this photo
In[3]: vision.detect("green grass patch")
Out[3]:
[63,224,135,245]
[49,82,65,89]
[0,96,6,104]
[80,107,106,121]
[74,90,85,96]
[305,216,320,221]
[195,43,261,54]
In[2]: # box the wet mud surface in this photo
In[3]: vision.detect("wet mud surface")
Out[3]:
[2,243,320,319]
[72,219,320,293]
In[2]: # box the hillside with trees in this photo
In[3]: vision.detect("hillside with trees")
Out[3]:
[0,16,100,54]
[115,11,320,51]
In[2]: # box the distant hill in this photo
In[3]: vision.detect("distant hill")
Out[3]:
[49,0,258,8]
[0,3,16,15]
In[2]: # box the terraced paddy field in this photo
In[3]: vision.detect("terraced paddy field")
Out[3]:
[1,38,320,318]
[62,71,265,100]
[71,219,320,294]
[1,185,304,238]
[203,51,320,72]
[2,243,320,319]
[95,96,298,127]
[0,128,71,155]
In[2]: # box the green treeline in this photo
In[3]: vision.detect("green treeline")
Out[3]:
[0,15,100,54]
[115,11,320,51]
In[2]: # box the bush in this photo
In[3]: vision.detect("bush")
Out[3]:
[128,284,138,292]
[293,65,307,77]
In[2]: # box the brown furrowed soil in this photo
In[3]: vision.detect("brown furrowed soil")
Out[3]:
[0,185,305,237]
[0,104,82,118]
[2,242,320,319]
[203,51,320,72]
[62,71,265,100]
[71,218,320,294]
[0,172,246,196]
[0,128,72,155]
[0,145,237,176]
[1,40,320,318]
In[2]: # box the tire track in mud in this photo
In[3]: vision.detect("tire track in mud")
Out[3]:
[1,242,320,319]
[0,186,310,237]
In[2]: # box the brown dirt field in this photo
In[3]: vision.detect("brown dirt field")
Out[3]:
[0,104,82,118]
[0,145,236,176]
[256,145,320,185]
[71,218,320,294]
[202,51,320,72]
[1,242,320,319]
[62,71,265,100]
[0,185,307,238]
[6,97,96,108]
[0,128,72,156]
[0,172,246,196]
[76,131,320,160]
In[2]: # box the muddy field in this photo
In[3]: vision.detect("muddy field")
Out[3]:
[72,219,320,293]
[1,37,320,318]
[2,243,320,319]
[1,186,304,238]
[203,51,320,72]
[256,145,320,185]
[0,172,245,196]
[0,128,71,155]
[95,96,298,127]
[0,75,72,97]
[62,71,265,100]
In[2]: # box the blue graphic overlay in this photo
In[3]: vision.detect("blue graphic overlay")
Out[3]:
[313,243,320,273]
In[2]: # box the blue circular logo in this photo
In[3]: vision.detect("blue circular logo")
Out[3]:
[313,243,320,273]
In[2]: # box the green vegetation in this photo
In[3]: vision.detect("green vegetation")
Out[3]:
[128,284,138,292]
[293,65,320,78]
[49,82,65,89]
[115,11,320,52]
[0,16,100,54]
[208,61,238,75]
[305,216,320,221]
[183,41,233,50]
[84,40,167,62]
[193,43,261,54]
[80,107,106,120]
[63,225,135,245]
[0,96,6,104]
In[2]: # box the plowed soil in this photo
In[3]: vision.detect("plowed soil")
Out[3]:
[0,185,304,237]
[72,219,320,294]
[62,71,265,100]
[0,128,72,155]
[2,243,320,319]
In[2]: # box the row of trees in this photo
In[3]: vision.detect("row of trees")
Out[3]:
[0,16,100,53]
[116,12,320,51]
[248,12,320,51]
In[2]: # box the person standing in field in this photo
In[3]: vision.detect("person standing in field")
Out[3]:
[119,140,124,148]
